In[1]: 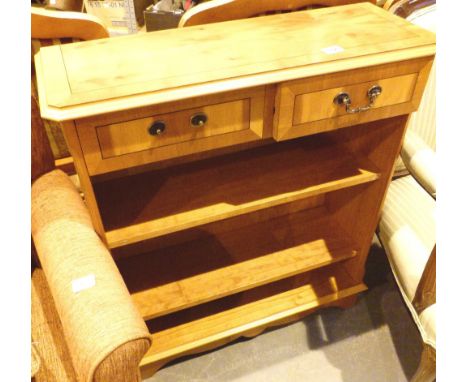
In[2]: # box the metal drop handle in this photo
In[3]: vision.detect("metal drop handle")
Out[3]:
[334,85,383,114]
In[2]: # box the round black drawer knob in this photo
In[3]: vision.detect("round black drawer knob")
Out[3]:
[148,120,166,136]
[190,113,208,127]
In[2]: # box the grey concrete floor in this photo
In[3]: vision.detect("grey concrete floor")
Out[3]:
[144,236,422,382]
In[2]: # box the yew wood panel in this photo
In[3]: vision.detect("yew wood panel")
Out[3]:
[325,114,413,284]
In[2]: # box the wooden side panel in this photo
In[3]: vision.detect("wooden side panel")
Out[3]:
[325,114,411,283]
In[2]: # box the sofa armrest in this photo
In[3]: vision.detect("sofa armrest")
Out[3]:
[401,130,436,197]
[31,170,151,382]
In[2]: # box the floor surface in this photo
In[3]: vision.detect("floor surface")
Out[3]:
[144,236,422,382]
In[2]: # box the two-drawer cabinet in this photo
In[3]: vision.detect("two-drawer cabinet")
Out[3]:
[34,3,435,378]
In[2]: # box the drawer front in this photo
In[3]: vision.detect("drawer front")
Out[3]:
[273,58,433,141]
[97,99,250,159]
[77,87,265,175]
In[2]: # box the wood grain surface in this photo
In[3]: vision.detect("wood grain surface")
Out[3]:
[140,265,366,372]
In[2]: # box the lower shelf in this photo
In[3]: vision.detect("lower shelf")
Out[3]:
[117,206,360,321]
[140,265,366,373]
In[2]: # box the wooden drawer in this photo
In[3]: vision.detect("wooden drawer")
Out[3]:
[273,58,433,141]
[76,87,265,175]
[97,99,251,158]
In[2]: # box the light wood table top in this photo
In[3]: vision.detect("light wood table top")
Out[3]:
[34,2,435,121]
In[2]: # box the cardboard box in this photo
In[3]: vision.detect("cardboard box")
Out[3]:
[84,0,152,35]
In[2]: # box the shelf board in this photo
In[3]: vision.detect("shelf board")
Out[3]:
[140,265,366,369]
[95,135,380,248]
[117,207,359,321]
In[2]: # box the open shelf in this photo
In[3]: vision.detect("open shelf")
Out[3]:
[140,265,366,370]
[94,135,380,248]
[117,207,360,321]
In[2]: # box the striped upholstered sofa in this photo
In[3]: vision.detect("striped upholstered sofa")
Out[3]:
[378,1,436,381]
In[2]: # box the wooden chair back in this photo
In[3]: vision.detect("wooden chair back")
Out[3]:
[31,95,55,183]
[383,0,435,17]
[31,6,109,40]
[31,7,110,171]
[179,0,376,27]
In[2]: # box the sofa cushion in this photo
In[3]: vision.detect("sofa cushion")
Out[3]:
[401,130,436,197]
[392,4,436,179]
[379,175,435,301]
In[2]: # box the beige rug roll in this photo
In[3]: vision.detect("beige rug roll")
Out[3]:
[31,170,152,382]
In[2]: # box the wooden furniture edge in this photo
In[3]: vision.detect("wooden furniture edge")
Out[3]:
[413,245,436,314]
[411,343,436,382]
[59,120,107,242]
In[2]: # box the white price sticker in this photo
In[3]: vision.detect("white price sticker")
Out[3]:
[72,274,96,293]
[321,45,344,55]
